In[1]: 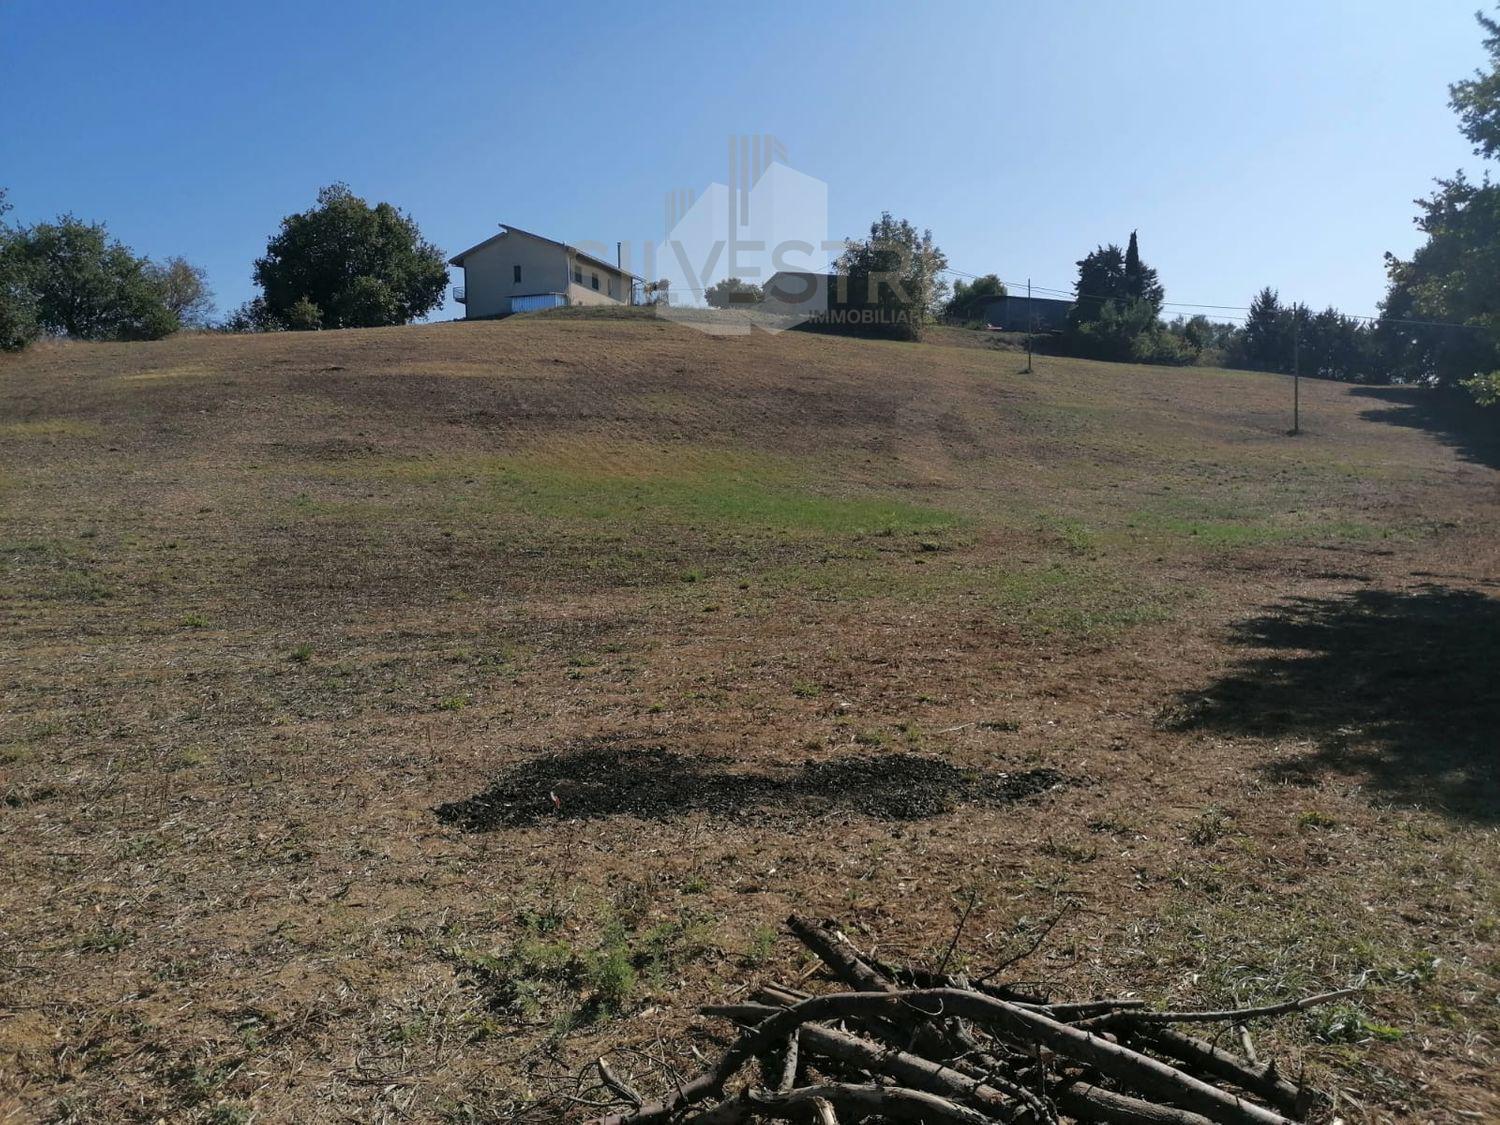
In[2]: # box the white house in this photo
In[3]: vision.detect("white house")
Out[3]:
[448,224,639,318]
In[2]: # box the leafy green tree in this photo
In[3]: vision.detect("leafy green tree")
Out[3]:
[1379,8,1500,401]
[1379,172,1500,391]
[0,190,40,352]
[1066,243,1128,336]
[1067,233,1164,339]
[1450,8,1500,159]
[6,214,180,341]
[704,277,763,308]
[252,183,448,330]
[834,212,948,340]
[1177,315,1238,354]
[146,256,215,328]
[944,273,1005,322]
[1063,233,1167,361]
[1070,297,1191,364]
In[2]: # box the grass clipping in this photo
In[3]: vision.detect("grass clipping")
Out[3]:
[567,914,1364,1125]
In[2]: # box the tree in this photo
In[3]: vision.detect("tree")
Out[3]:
[1239,287,1293,372]
[944,273,1005,322]
[834,212,948,340]
[1379,172,1500,390]
[1066,243,1128,336]
[1450,8,1500,159]
[704,277,763,308]
[147,256,215,328]
[0,190,40,352]
[1378,8,1500,401]
[1063,234,1167,361]
[251,183,448,330]
[7,214,180,342]
[1123,231,1164,310]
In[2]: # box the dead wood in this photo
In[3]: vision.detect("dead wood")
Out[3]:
[586,915,1354,1125]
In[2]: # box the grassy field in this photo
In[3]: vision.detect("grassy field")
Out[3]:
[1,308,1497,1123]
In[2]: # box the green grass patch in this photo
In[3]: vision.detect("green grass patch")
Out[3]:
[764,553,1178,636]
[1117,496,1381,550]
[0,539,111,603]
[309,447,960,539]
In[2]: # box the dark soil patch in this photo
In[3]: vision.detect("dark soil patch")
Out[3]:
[1173,585,1500,821]
[434,739,1068,830]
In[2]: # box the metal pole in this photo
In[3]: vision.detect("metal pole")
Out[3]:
[1025,278,1033,374]
[1292,306,1300,434]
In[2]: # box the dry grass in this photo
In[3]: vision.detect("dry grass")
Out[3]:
[1,310,1497,1123]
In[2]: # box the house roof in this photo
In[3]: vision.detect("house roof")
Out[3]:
[985,293,1072,305]
[447,223,641,280]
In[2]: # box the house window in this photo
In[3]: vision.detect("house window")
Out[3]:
[573,267,583,284]
[591,273,599,291]
[513,265,522,284]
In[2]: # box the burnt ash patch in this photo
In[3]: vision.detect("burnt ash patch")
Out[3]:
[434,740,1067,830]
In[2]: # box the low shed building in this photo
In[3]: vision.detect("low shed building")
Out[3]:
[976,294,1073,332]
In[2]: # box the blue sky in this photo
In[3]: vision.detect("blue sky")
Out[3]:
[1,0,1488,323]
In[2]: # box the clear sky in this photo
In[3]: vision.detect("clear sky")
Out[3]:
[1,0,1488,324]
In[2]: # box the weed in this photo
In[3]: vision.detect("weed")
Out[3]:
[1299,810,1340,831]
[287,644,313,664]
[1189,806,1232,846]
[1313,1004,1404,1044]
[446,903,714,1029]
[743,925,778,967]
[77,926,134,954]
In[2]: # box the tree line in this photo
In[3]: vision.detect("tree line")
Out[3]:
[1029,6,1500,406]
[0,182,449,350]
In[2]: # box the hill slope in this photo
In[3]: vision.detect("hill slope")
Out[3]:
[2,314,1497,1122]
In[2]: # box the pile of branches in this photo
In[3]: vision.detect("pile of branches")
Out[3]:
[587,914,1362,1125]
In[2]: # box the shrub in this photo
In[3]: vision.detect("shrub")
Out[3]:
[284,296,323,332]
[704,277,763,308]
[1464,370,1500,406]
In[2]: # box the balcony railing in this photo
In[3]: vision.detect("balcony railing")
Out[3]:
[452,286,466,303]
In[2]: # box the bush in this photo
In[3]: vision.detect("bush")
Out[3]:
[1130,327,1197,366]
[1464,370,1500,406]
[704,277,762,308]
[284,296,323,332]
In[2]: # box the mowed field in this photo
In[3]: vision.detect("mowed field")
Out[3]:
[2,308,1497,1123]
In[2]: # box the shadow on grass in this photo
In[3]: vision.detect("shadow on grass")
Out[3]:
[1167,586,1500,822]
[1352,386,1500,470]
[435,739,1065,830]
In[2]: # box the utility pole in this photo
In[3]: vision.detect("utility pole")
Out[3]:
[1024,278,1033,374]
[1292,305,1301,435]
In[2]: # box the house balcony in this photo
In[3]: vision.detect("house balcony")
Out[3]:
[452,286,466,304]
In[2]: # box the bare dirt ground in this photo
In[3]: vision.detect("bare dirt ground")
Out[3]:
[1,308,1497,1123]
